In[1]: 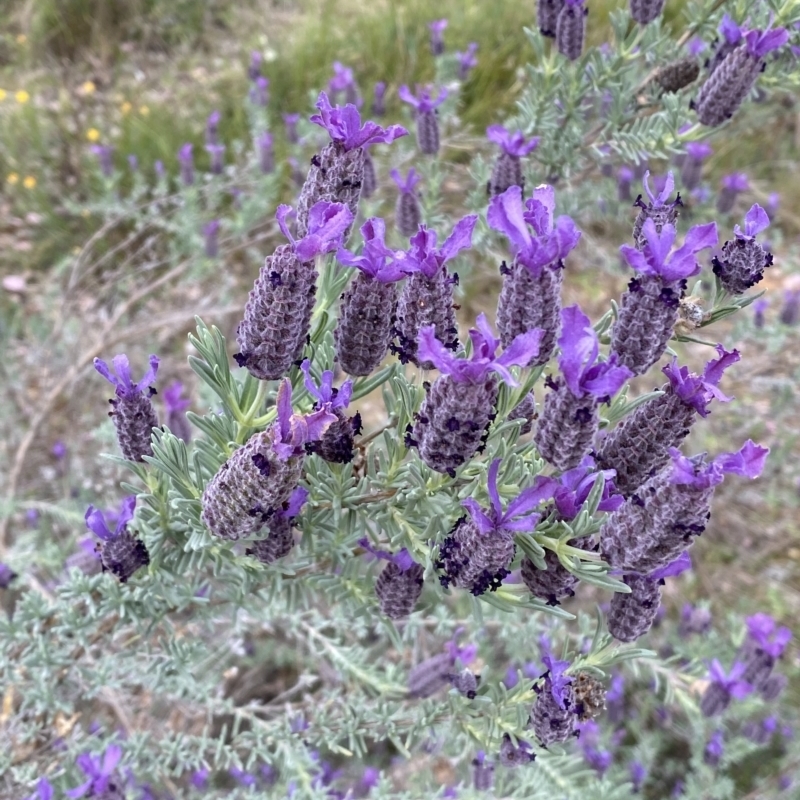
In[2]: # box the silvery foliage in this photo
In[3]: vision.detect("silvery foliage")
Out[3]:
[3,0,800,797]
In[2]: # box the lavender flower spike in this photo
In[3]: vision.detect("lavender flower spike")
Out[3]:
[630,0,665,26]
[489,184,581,364]
[538,0,565,37]
[410,315,543,476]
[611,218,718,375]
[428,18,448,56]
[391,167,423,237]
[531,655,577,745]
[601,441,768,575]
[695,26,789,127]
[556,0,587,61]
[486,125,540,197]
[596,345,740,495]
[705,14,743,76]
[436,458,556,594]
[713,203,773,294]
[201,380,335,541]
[296,91,407,238]
[632,171,683,249]
[398,85,448,155]
[236,201,353,381]
[85,497,149,583]
[94,354,160,462]
[335,217,410,376]
[607,573,662,642]
[360,538,425,618]
[301,359,361,463]
[393,216,477,367]
[535,305,632,471]
[246,486,309,565]
[457,42,479,79]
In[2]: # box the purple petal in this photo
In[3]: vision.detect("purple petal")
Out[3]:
[742,204,770,238]
[503,476,558,522]
[716,440,769,479]
[486,459,503,518]
[417,326,460,373]
[275,204,296,245]
[486,124,510,148]
[101,745,123,775]
[526,185,556,234]
[649,551,692,580]
[558,305,598,396]
[619,244,650,274]
[65,782,92,799]
[391,548,417,571]
[114,496,136,536]
[642,219,676,270]
[133,355,159,395]
[439,215,477,262]
[276,379,294,443]
[461,498,495,535]
[304,407,337,443]
[492,328,543,378]
[719,14,742,44]
[397,85,418,108]
[283,486,309,518]
[702,345,740,388]
[487,186,532,254]
[85,506,113,541]
[746,28,789,58]
[111,354,134,395]
[580,357,633,398]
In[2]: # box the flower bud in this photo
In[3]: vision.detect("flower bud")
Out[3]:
[449,668,479,698]
[375,560,424,619]
[499,734,535,767]
[531,678,576,745]
[607,573,662,642]
[556,0,587,61]
[520,551,578,606]
[417,111,440,155]
[245,516,295,564]
[654,57,700,93]
[472,752,494,790]
[712,204,773,294]
[99,532,151,583]
[537,0,565,37]
[488,152,524,198]
[630,0,665,25]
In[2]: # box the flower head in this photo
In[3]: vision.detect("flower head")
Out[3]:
[734,203,770,240]
[668,440,769,489]
[270,379,337,460]
[721,172,749,192]
[418,313,543,385]
[336,217,409,282]
[719,14,743,45]
[662,344,740,416]
[706,659,753,699]
[301,359,353,411]
[552,456,623,519]
[641,170,678,207]
[402,216,477,279]
[558,305,633,399]
[276,201,353,261]
[649,551,692,580]
[487,185,581,276]
[310,91,407,151]
[66,745,124,799]
[745,613,792,658]
[329,61,357,94]
[744,26,789,58]
[486,125,540,157]
[620,219,718,282]
[358,537,419,572]
[541,654,573,709]
[85,496,136,542]
[457,42,479,78]
[94,354,159,399]
[398,84,448,113]
[390,167,421,195]
[461,458,557,539]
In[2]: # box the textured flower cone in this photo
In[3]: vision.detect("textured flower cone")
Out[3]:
[245,516,296,564]
[394,267,458,367]
[296,142,364,238]
[375,561,425,619]
[488,152,524,197]
[317,409,358,464]
[741,648,776,690]
[695,47,762,127]
[556,4,586,61]
[607,573,662,642]
[534,383,598,471]
[166,408,192,443]
[712,238,773,294]
[595,389,696,496]
[111,393,159,462]
[408,652,454,697]
[335,273,397,376]
[610,275,682,375]
[499,735,534,767]
[508,391,536,435]
[599,496,652,570]
[435,515,514,595]
[759,673,787,701]
[630,0,665,25]
[633,202,681,250]
[361,150,377,199]
[99,532,150,583]
[450,669,479,698]
[520,550,578,606]
[537,0,565,37]
[201,431,303,541]
[655,57,700,93]
[416,110,440,155]
[700,683,732,717]
[396,191,423,237]
[705,38,740,76]
[473,758,495,790]
[497,261,563,366]
[413,375,498,476]
[571,672,607,721]
[531,684,576,746]
[680,157,704,190]
[235,244,316,381]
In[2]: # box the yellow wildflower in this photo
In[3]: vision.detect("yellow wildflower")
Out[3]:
[0,89,7,101]
[6,173,19,185]
[82,80,96,95]
[23,176,36,189]
[86,128,100,142]
[139,105,150,116]
[15,90,30,104]
[120,101,132,115]
[17,34,27,44]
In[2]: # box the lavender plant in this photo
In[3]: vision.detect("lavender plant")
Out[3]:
[3,2,800,798]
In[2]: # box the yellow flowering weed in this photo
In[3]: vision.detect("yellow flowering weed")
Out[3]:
[86,128,101,142]
[23,176,36,189]
[6,173,19,185]
[15,90,30,104]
